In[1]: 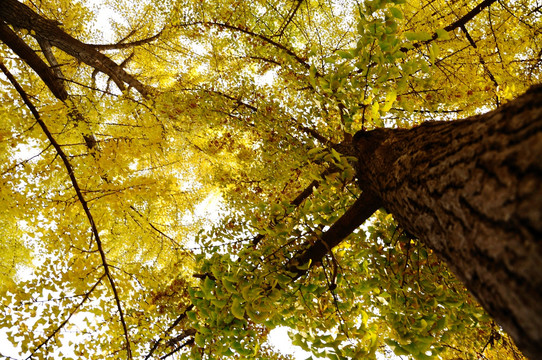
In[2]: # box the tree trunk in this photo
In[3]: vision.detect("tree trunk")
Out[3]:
[353,84,542,359]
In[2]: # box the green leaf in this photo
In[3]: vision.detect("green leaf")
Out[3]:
[389,7,403,19]
[379,40,392,52]
[246,303,267,323]
[222,278,237,293]
[307,147,323,156]
[203,276,215,293]
[223,348,234,356]
[309,64,317,87]
[404,31,433,42]
[385,339,410,356]
[381,90,397,112]
[371,102,381,126]
[194,332,205,347]
[243,285,262,301]
[331,148,341,162]
[361,310,369,325]
[276,273,292,285]
[337,50,355,59]
[429,43,439,62]
[435,28,450,40]
[211,299,227,308]
[231,297,245,320]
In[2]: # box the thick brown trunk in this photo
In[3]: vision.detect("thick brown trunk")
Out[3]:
[354,85,542,359]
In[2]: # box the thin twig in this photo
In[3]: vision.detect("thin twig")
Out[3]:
[25,275,105,359]
[145,304,195,360]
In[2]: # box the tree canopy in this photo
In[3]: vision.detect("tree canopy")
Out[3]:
[0,0,540,359]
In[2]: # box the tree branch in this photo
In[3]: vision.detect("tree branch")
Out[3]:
[0,21,67,100]
[197,87,333,145]
[36,37,65,81]
[25,275,105,359]
[444,0,498,32]
[288,190,382,276]
[402,0,498,51]
[276,0,304,38]
[0,62,133,360]
[144,304,195,360]
[0,21,101,151]
[460,25,499,89]
[253,166,340,246]
[160,339,195,359]
[166,329,197,347]
[0,0,153,97]
[178,21,311,71]
[90,28,164,50]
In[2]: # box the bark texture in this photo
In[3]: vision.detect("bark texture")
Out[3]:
[353,84,542,359]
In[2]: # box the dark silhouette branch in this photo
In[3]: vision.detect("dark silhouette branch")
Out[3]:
[253,165,340,246]
[196,87,333,145]
[0,21,68,100]
[276,0,304,38]
[247,55,282,66]
[160,339,195,359]
[90,28,164,50]
[0,21,106,151]
[0,62,133,360]
[444,0,498,32]
[460,25,499,90]
[129,205,184,249]
[288,190,382,276]
[166,329,197,347]
[178,21,311,71]
[145,304,195,360]
[401,0,498,52]
[0,0,152,96]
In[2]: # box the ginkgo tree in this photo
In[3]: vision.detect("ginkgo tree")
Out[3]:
[0,0,540,359]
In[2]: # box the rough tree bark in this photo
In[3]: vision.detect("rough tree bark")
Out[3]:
[354,85,542,359]
[295,85,542,359]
